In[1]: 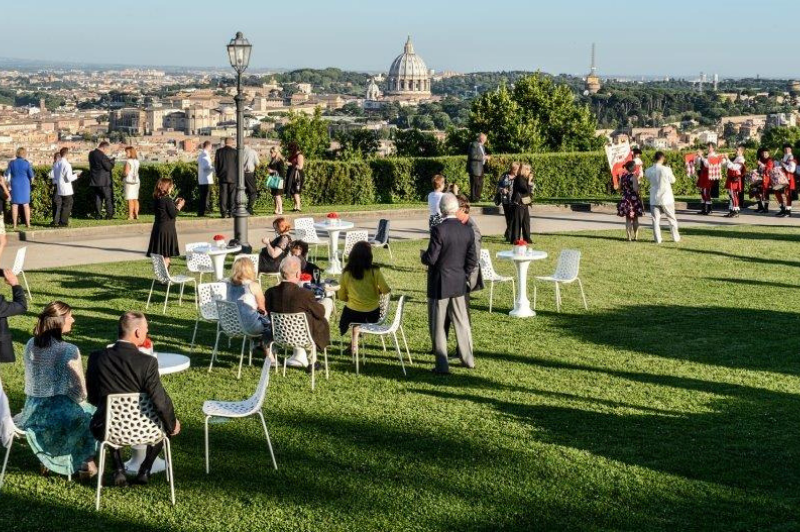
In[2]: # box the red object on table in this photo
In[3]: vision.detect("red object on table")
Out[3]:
[326,212,339,219]
[300,273,313,282]
[514,239,527,246]
[213,234,225,241]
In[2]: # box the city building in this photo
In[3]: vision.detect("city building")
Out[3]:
[109,108,146,135]
[386,36,432,99]
[766,112,797,129]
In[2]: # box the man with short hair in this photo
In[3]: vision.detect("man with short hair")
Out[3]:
[214,137,237,218]
[86,312,180,487]
[645,151,681,244]
[88,141,115,219]
[422,193,478,374]
[242,144,260,215]
[52,147,81,227]
[197,141,214,217]
[467,133,490,202]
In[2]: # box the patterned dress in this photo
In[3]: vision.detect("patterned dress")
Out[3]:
[616,172,644,219]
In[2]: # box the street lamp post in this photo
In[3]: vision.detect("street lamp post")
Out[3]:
[227,31,253,252]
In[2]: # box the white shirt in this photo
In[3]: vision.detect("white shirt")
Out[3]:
[782,153,797,174]
[644,163,676,206]
[428,191,444,216]
[243,146,260,173]
[53,158,80,196]
[726,155,746,173]
[197,149,214,185]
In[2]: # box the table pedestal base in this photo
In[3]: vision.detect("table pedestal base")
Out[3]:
[324,229,343,275]
[510,260,535,318]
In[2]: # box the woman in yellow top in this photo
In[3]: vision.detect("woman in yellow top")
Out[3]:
[338,241,391,353]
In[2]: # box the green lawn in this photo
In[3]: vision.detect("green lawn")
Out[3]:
[2,225,800,531]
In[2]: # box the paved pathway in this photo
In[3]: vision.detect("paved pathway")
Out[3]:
[7,207,800,271]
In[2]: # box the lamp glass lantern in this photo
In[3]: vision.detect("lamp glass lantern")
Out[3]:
[227,32,252,73]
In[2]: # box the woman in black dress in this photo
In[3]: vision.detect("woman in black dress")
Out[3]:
[267,146,286,215]
[508,164,534,243]
[146,177,185,268]
[284,142,305,212]
[258,217,292,274]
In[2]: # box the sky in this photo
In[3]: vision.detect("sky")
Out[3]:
[1,0,795,78]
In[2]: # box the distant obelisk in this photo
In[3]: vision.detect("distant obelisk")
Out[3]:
[585,43,601,95]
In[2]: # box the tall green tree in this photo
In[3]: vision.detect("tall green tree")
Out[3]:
[393,128,442,157]
[468,83,541,153]
[278,107,330,159]
[760,126,800,153]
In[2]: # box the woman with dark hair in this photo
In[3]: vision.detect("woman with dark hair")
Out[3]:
[258,217,292,274]
[338,241,391,354]
[615,159,644,241]
[267,146,286,215]
[13,301,98,479]
[146,177,185,268]
[284,142,305,212]
[508,164,534,243]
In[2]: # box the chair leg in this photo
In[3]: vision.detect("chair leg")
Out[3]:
[489,281,494,314]
[324,348,329,380]
[146,279,155,309]
[163,281,172,314]
[387,243,393,261]
[237,337,246,380]
[533,281,537,311]
[0,438,12,491]
[95,443,107,511]
[179,282,185,306]
[283,351,288,377]
[555,282,561,313]
[204,416,210,474]
[190,318,200,351]
[208,328,222,372]
[577,278,588,310]
[400,325,412,365]
[193,280,198,309]
[257,411,278,471]
[311,346,316,392]
[248,339,253,366]
[164,438,175,505]
[392,332,406,376]
[380,335,387,353]
[21,271,31,301]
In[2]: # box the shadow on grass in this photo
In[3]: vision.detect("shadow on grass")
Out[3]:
[705,277,800,290]
[681,248,800,268]
[681,226,800,242]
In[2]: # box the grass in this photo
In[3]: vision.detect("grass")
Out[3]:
[2,224,800,530]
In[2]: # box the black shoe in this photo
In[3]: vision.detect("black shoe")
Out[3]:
[305,361,322,374]
[431,368,451,376]
[776,208,787,217]
[724,211,733,218]
[697,207,706,215]
[733,211,740,218]
[132,471,149,485]
[109,469,127,487]
[763,207,770,214]
[786,211,792,218]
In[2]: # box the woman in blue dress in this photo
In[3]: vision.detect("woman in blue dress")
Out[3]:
[13,301,98,479]
[5,147,35,229]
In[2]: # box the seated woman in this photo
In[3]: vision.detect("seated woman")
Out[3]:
[13,301,97,478]
[289,240,321,278]
[338,241,391,354]
[228,257,275,364]
[259,217,292,274]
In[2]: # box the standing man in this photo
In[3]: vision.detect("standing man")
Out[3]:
[775,143,797,217]
[242,143,260,215]
[421,193,478,375]
[644,152,681,244]
[88,141,115,219]
[214,137,237,218]
[86,312,180,486]
[197,141,214,217]
[467,133,490,203]
[723,145,746,218]
[695,143,723,215]
[52,147,81,227]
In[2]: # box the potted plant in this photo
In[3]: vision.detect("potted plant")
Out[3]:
[326,212,340,226]
[213,234,227,249]
[513,239,528,256]
[140,337,155,357]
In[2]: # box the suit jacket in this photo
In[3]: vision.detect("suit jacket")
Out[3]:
[0,286,26,363]
[465,217,484,293]
[467,141,486,177]
[214,146,237,184]
[422,217,478,300]
[86,341,176,439]
[266,282,330,350]
[88,149,114,187]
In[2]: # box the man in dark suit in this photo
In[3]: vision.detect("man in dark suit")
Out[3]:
[467,133,490,203]
[86,312,180,487]
[88,141,115,219]
[265,256,332,370]
[214,137,237,218]
[421,193,478,374]
[0,269,27,364]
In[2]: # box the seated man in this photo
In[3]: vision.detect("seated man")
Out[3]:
[265,256,332,370]
[86,312,180,487]
[289,240,321,278]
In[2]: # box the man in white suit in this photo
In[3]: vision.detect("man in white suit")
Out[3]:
[644,151,681,244]
[197,141,214,217]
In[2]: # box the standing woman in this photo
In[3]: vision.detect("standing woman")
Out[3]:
[496,162,519,241]
[616,160,644,241]
[122,146,141,220]
[13,302,98,479]
[509,164,534,243]
[284,142,305,212]
[267,146,286,215]
[146,177,185,269]
[5,147,34,229]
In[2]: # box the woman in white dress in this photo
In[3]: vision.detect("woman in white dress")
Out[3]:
[122,146,141,220]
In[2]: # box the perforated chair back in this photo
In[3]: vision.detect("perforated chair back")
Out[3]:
[378,292,392,324]
[374,219,390,245]
[250,357,272,411]
[553,250,581,282]
[198,282,227,321]
[343,231,369,258]
[186,242,214,273]
[233,254,259,274]
[11,247,26,275]
[479,249,502,282]
[271,312,314,350]
[216,300,246,337]
[150,254,170,284]
[387,295,406,333]
[104,393,166,447]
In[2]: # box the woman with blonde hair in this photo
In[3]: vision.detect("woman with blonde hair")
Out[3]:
[267,146,286,215]
[122,146,141,220]
[146,177,185,268]
[14,301,98,479]
[228,257,274,363]
[509,163,534,243]
[5,146,34,229]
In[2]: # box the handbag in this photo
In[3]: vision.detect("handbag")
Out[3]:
[266,175,284,190]
[521,195,532,205]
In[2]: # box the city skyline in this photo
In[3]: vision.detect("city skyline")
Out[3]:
[4,0,798,78]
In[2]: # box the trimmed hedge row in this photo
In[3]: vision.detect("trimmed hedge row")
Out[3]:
[17,148,737,221]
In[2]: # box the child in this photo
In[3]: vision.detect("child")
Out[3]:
[428,174,446,229]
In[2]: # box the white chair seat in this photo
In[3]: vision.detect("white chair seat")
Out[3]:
[171,274,194,283]
[202,398,258,418]
[353,295,411,376]
[533,249,588,313]
[479,249,515,314]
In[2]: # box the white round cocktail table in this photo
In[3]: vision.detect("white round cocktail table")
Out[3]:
[496,249,548,318]
[194,244,243,281]
[124,352,190,475]
[314,220,355,275]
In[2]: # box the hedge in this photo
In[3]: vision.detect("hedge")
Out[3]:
[13,149,741,221]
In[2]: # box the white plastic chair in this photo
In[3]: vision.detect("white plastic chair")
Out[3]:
[0,422,25,491]
[533,249,588,313]
[11,247,31,301]
[271,312,328,392]
[190,282,228,351]
[339,292,391,356]
[146,254,197,314]
[208,300,264,380]
[342,230,369,262]
[185,242,215,285]
[479,249,515,314]
[203,358,277,474]
[0,378,28,492]
[293,217,326,262]
[95,393,175,511]
[369,219,393,261]
[356,295,412,376]
[234,253,279,288]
